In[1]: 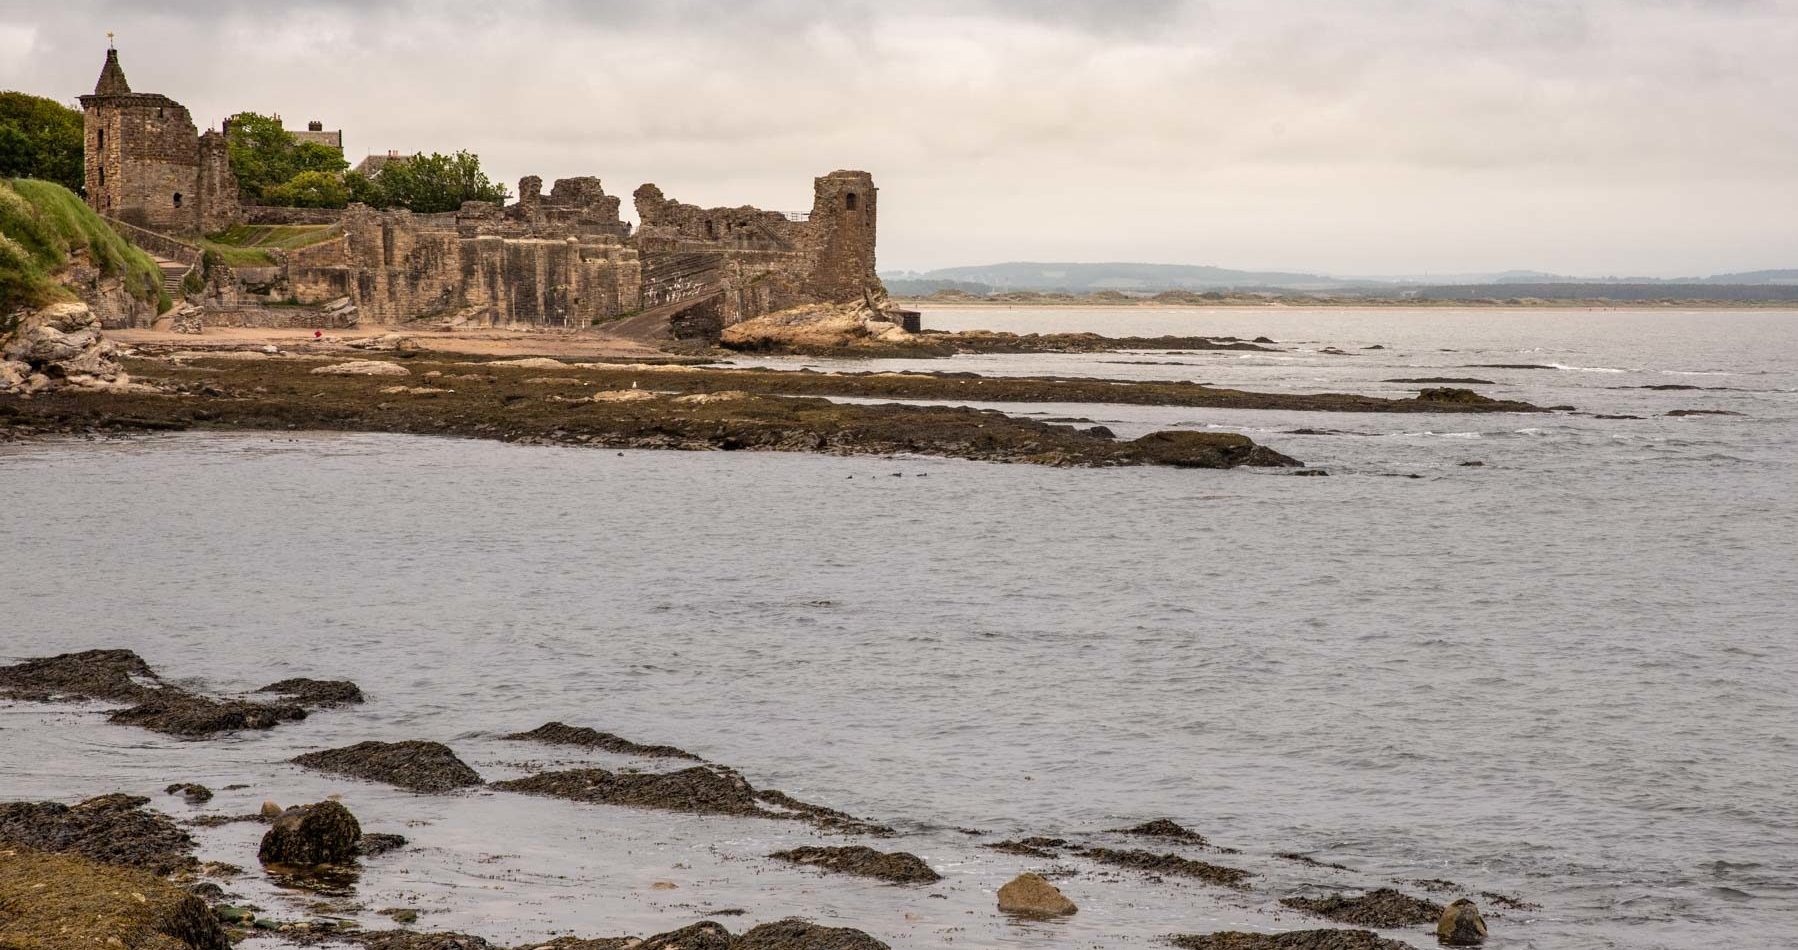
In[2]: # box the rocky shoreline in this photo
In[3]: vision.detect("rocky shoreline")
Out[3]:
[1,648,1518,950]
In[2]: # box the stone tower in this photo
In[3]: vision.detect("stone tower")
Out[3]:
[78,47,238,235]
[804,170,882,302]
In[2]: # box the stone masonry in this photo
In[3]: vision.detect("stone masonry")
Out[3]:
[79,47,882,332]
[80,49,239,235]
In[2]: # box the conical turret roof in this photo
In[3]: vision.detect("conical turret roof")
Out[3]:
[94,48,131,96]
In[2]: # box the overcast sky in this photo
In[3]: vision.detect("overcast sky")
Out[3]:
[2,0,1794,275]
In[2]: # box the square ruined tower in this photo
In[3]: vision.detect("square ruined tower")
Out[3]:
[79,47,238,235]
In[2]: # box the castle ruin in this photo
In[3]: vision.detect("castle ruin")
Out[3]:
[78,48,883,336]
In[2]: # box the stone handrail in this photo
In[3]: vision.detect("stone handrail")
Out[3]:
[100,215,203,267]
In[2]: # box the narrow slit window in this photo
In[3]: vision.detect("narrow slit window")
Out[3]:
[173,193,183,208]
[845,192,858,211]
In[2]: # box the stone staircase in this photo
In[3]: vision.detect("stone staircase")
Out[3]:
[154,258,191,299]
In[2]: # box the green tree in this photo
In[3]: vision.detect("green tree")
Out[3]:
[367,151,506,213]
[0,92,85,193]
[262,170,350,208]
[223,111,348,205]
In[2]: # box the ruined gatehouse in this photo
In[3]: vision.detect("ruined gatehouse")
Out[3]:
[78,48,883,336]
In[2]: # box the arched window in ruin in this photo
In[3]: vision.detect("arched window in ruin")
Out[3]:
[173,193,183,208]
[705,220,716,239]
[98,167,105,186]
[97,128,104,150]
[845,192,858,211]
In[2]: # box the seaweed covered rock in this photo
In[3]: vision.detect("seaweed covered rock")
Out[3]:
[292,741,484,793]
[109,693,307,737]
[769,845,941,884]
[503,721,700,760]
[494,765,887,834]
[256,678,365,707]
[494,766,762,816]
[1114,818,1209,846]
[735,919,891,949]
[1125,431,1301,469]
[1436,899,1488,946]
[984,837,1069,858]
[1415,388,1499,406]
[0,648,161,702]
[164,783,213,805]
[636,921,733,950]
[1280,888,1445,928]
[258,800,363,866]
[996,872,1076,917]
[1170,930,1415,950]
[0,794,195,874]
[0,848,230,950]
[311,360,411,377]
[1082,847,1252,888]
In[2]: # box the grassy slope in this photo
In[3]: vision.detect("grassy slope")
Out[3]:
[0,178,167,315]
[202,223,340,267]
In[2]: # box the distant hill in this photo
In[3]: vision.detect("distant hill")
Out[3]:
[883,261,1798,295]
[884,262,1362,294]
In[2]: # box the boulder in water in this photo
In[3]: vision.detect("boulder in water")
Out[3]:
[637,921,733,950]
[1436,898,1487,946]
[996,872,1077,917]
[258,800,363,866]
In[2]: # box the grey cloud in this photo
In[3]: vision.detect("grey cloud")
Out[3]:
[1,0,1794,274]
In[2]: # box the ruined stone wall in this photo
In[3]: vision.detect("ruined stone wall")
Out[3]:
[196,131,239,235]
[629,171,883,326]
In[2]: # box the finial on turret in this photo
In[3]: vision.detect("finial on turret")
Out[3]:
[107,31,114,50]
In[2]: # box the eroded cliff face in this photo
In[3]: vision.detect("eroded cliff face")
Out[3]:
[59,248,161,330]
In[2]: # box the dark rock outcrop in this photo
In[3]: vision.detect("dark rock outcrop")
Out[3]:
[258,800,363,866]
[769,845,940,884]
[1082,847,1251,888]
[1280,888,1445,927]
[292,741,484,793]
[736,919,891,949]
[502,721,700,761]
[1415,388,1501,406]
[1436,898,1488,946]
[1170,930,1415,950]
[0,848,231,950]
[256,678,366,707]
[1125,431,1301,468]
[0,793,195,874]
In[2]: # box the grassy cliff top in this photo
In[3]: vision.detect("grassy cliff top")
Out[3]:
[0,178,165,315]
